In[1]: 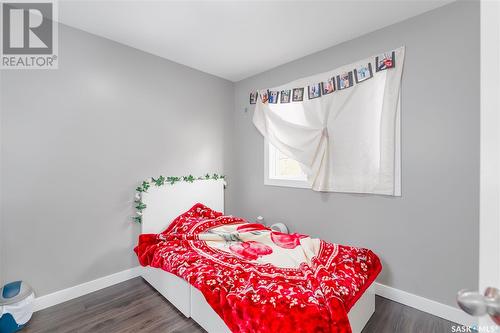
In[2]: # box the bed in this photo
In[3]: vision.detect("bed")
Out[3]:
[135,180,379,333]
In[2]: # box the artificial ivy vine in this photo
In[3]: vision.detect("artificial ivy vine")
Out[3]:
[132,173,225,223]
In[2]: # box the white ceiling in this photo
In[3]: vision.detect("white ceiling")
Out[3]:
[58,0,454,82]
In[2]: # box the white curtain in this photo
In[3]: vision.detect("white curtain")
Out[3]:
[253,47,405,196]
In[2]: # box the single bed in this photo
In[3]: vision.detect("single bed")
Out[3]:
[136,180,377,333]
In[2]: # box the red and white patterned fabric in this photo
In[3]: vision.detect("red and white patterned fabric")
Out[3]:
[135,203,381,333]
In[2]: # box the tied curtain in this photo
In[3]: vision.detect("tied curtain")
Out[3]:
[253,47,405,196]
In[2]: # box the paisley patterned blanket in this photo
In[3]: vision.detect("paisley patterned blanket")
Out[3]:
[134,203,381,333]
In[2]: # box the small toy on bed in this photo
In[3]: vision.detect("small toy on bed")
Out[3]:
[255,216,289,233]
[270,222,288,234]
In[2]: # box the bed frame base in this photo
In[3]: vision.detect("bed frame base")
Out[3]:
[142,267,375,333]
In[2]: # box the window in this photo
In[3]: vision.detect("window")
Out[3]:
[264,140,309,188]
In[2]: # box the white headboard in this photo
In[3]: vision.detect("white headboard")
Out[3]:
[141,179,225,234]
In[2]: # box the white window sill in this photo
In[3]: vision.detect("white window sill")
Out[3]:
[264,178,311,189]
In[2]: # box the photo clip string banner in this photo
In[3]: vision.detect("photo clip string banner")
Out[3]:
[252,47,405,196]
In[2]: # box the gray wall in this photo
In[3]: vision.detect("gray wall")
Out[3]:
[0,24,234,296]
[228,1,479,307]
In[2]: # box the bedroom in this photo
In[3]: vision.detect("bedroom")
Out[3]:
[0,0,497,332]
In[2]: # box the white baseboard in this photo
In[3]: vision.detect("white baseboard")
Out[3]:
[32,267,477,329]
[374,282,477,328]
[33,266,142,312]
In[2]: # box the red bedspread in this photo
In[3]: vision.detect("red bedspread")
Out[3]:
[134,203,381,333]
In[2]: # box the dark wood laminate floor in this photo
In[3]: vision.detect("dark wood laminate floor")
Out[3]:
[24,277,460,333]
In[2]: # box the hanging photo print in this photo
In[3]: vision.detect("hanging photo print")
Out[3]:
[354,63,373,83]
[292,88,304,102]
[269,91,279,104]
[308,83,322,99]
[261,90,269,103]
[280,90,291,103]
[250,91,259,104]
[322,78,336,95]
[375,51,395,71]
[337,72,354,90]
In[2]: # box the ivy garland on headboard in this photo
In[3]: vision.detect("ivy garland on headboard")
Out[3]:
[132,173,225,223]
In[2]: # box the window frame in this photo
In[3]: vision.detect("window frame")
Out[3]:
[263,139,310,189]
